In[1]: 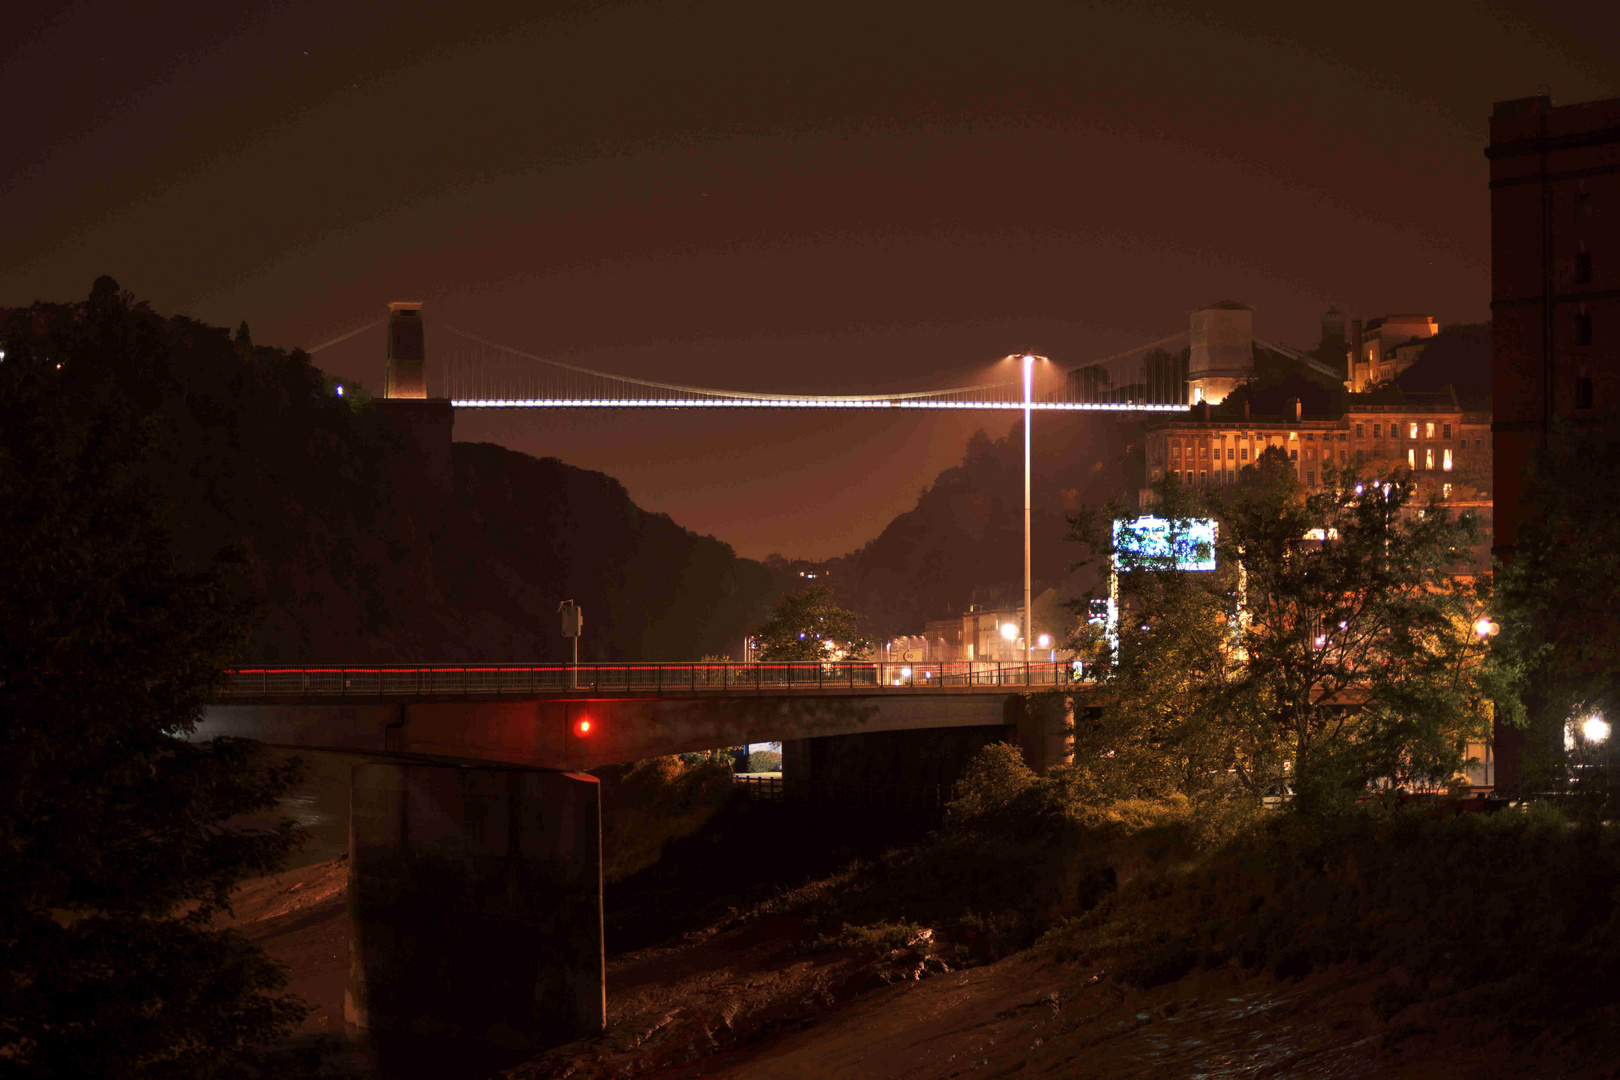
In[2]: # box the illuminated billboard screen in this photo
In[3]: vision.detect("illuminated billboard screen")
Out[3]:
[1113,516,1217,571]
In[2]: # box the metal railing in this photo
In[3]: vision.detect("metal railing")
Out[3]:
[219,660,1088,699]
[733,774,784,801]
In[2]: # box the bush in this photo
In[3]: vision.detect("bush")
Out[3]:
[743,750,782,773]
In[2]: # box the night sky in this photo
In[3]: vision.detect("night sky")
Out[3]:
[5,1,1617,559]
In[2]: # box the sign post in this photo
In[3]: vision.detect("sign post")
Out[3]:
[559,600,582,688]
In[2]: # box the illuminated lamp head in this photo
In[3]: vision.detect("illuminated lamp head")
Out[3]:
[1000,623,1018,641]
[575,718,592,736]
[1037,634,1052,648]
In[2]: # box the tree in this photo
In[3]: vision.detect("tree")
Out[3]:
[1066,448,1512,813]
[0,281,309,1077]
[1497,419,1620,788]
[753,585,871,662]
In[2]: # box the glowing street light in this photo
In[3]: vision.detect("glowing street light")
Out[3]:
[1000,622,1019,640]
[1023,354,1035,660]
[1474,618,1500,639]
[1584,716,1611,744]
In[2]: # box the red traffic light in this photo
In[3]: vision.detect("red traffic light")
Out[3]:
[575,718,592,736]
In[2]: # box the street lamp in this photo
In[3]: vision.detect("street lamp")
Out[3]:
[1022,353,1035,660]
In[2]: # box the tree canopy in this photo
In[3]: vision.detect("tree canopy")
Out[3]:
[0,279,309,1077]
[1066,447,1514,812]
[753,585,871,662]
[1497,419,1620,786]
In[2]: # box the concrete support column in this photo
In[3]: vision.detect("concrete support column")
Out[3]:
[346,763,604,1075]
[1014,693,1074,776]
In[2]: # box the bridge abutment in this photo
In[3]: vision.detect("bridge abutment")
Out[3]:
[346,762,604,1075]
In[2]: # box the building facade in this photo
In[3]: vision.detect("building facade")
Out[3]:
[1346,314,1440,392]
[1488,93,1620,789]
[1488,94,1620,554]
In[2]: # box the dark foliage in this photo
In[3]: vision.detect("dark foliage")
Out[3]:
[0,279,309,1077]
[1498,417,1620,786]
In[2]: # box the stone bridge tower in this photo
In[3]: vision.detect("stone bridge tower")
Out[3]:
[385,301,427,399]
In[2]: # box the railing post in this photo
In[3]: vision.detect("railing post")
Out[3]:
[756,662,762,691]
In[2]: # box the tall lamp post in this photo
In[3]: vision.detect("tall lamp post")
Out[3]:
[1022,354,1035,660]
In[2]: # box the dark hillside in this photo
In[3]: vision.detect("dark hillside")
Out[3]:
[1,280,778,664]
[827,417,1137,638]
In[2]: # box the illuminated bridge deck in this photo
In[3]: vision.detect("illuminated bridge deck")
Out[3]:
[223,660,1087,701]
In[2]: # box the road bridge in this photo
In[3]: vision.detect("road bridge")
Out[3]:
[201,660,1084,771]
[196,661,1081,1071]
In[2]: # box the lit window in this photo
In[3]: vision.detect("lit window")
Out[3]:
[1409,422,1419,439]
[1426,448,1435,470]
[1443,483,1452,499]
[1425,422,1435,439]
[1408,448,1416,468]
[1443,448,1453,471]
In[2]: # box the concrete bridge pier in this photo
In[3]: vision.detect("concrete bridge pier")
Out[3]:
[345,762,604,1076]
[1013,692,1075,775]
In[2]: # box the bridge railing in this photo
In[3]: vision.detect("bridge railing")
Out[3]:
[220,661,1090,698]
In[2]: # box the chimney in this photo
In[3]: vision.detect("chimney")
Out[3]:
[1293,397,1302,422]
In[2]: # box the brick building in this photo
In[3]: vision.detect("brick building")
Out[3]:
[1488,94,1620,553]
[1488,94,1620,789]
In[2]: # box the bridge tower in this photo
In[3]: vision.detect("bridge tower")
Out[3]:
[377,301,454,498]
[1187,301,1253,405]
[385,301,427,399]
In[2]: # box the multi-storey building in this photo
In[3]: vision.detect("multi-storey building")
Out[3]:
[1488,94,1620,553]
[1143,397,1489,489]
[1488,93,1620,789]
[1345,314,1440,392]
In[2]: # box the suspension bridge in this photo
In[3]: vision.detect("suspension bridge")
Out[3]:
[310,310,1203,412]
